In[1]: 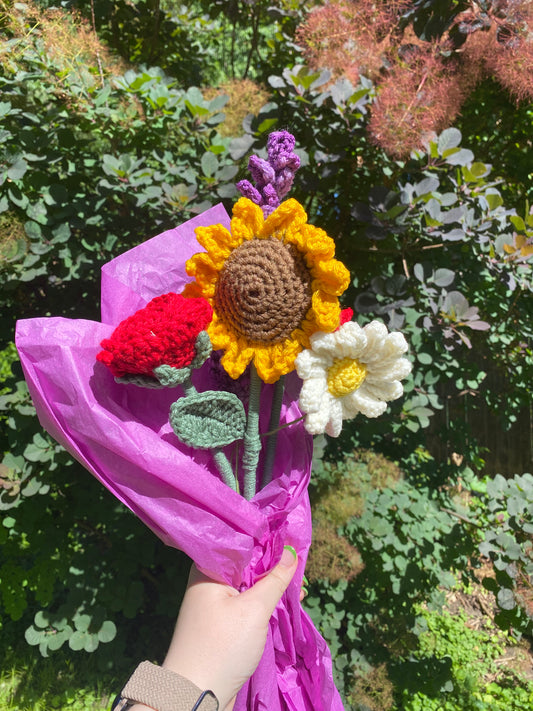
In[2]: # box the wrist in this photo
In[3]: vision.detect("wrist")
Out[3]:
[161,659,224,710]
[113,661,218,711]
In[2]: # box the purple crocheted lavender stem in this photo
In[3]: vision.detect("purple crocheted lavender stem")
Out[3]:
[236,130,301,217]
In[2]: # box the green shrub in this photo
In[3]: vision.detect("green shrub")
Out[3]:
[0,1,231,660]
[469,472,533,637]
[399,608,533,711]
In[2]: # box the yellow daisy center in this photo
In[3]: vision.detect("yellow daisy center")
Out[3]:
[327,357,367,397]
[214,235,312,344]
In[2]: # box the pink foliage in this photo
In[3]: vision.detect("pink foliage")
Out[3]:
[461,5,533,104]
[368,50,465,158]
[297,0,533,157]
[296,0,410,85]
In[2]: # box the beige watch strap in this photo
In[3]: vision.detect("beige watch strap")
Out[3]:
[120,661,218,711]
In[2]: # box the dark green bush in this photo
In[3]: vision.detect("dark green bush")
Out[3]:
[0,1,233,660]
[470,472,533,637]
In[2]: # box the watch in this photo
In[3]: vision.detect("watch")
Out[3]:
[113,661,219,711]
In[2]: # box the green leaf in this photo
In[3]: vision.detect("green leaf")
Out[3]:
[68,630,87,651]
[468,162,490,179]
[8,185,29,209]
[74,613,91,632]
[84,634,99,653]
[97,620,117,644]
[30,241,52,255]
[34,610,49,629]
[510,215,526,232]
[433,268,454,287]
[257,117,277,134]
[7,157,28,181]
[201,151,218,178]
[51,222,71,244]
[415,176,439,197]
[482,576,498,593]
[170,391,246,449]
[24,221,42,241]
[47,630,68,651]
[0,100,13,118]
[217,184,237,199]
[25,625,43,646]
[26,201,48,225]
[417,352,433,365]
[437,128,462,153]
[208,93,228,112]
[496,587,516,611]
[485,191,503,211]
[445,148,474,166]
[507,495,526,518]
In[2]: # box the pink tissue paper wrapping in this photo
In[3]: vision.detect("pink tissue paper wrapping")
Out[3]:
[15,204,344,711]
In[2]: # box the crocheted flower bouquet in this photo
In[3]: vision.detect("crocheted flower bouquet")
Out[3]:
[16,132,411,711]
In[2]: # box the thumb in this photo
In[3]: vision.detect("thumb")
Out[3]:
[243,546,298,617]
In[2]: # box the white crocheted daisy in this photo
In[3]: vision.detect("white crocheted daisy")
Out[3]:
[295,320,412,437]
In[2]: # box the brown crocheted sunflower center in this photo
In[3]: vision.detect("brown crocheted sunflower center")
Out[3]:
[215,236,313,344]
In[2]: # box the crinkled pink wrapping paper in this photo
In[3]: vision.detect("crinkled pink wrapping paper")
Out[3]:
[15,205,344,711]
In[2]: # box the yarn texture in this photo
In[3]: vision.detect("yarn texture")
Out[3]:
[236,130,301,216]
[295,319,412,437]
[97,293,212,378]
[184,197,350,384]
[169,390,246,450]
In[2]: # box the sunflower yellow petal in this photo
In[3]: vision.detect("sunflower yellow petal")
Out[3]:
[195,223,240,257]
[310,291,341,332]
[311,259,351,296]
[300,224,336,261]
[253,339,301,383]
[231,198,264,242]
[221,347,253,379]
[185,253,219,296]
[291,326,311,349]
[181,282,204,299]
[261,198,307,238]
[207,314,233,349]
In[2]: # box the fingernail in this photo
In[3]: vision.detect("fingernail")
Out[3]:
[281,545,297,567]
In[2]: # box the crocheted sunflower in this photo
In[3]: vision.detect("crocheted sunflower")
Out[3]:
[184,197,350,384]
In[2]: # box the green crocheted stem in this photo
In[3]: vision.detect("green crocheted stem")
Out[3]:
[180,375,196,397]
[243,364,262,500]
[169,379,239,491]
[261,375,285,489]
[213,449,238,491]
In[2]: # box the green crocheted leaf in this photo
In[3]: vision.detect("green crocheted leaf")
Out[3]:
[170,391,246,449]
[190,330,212,369]
[153,363,193,386]
[115,373,165,389]
[114,364,193,388]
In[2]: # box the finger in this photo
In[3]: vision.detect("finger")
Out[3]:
[242,546,298,617]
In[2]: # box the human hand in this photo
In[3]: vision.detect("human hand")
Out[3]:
[158,546,298,711]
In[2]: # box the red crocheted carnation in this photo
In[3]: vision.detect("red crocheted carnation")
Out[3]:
[97,293,213,378]
[338,307,354,327]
